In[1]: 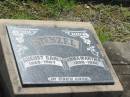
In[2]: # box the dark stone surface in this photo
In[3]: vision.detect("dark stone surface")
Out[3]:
[6,25,114,86]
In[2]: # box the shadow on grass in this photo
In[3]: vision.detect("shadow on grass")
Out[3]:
[77,0,130,7]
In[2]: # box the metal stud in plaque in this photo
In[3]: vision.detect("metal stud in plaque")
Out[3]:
[7,25,114,86]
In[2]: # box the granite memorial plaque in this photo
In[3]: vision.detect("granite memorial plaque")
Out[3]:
[6,25,114,86]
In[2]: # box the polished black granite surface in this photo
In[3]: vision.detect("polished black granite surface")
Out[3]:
[6,25,114,86]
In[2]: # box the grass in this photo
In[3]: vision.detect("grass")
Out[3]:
[0,0,130,43]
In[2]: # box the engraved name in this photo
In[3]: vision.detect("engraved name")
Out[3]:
[21,55,105,69]
[33,36,80,49]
